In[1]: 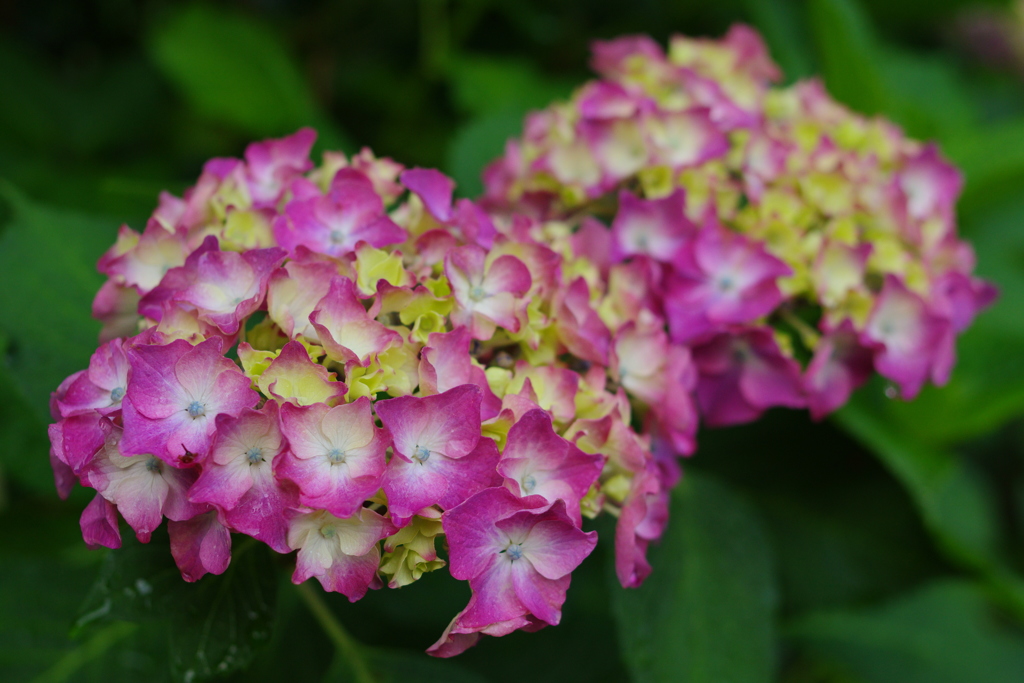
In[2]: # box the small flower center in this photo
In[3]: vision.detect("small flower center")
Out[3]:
[521,474,537,494]
[186,400,206,419]
[413,445,431,463]
[327,448,347,464]
[505,543,524,561]
[330,229,347,244]
[469,285,487,302]
[320,525,336,539]
[145,457,163,473]
[246,447,264,464]
[716,275,736,294]
[110,386,126,402]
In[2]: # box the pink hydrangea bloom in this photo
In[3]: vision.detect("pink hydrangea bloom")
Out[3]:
[188,402,298,552]
[276,397,388,518]
[121,337,259,465]
[432,487,597,656]
[288,508,396,601]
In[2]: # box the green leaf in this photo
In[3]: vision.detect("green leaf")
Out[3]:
[788,580,1024,683]
[0,356,58,496]
[741,0,814,82]
[944,119,1024,212]
[877,46,976,139]
[0,551,172,683]
[835,391,1024,620]
[77,533,279,682]
[835,391,997,568]
[611,473,778,683]
[807,0,890,115]
[0,184,113,421]
[447,55,572,118]
[322,647,489,683]
[446,109,526,198]
[148,4,345,147]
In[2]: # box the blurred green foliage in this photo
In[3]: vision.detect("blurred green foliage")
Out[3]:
[3,0,1024,681]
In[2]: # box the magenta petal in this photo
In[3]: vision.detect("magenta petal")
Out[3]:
[376,385,483,460]
[168,511,232,582]
[277,398,387,517]
[511,563,569,626]
[80,492,122,550]
[519,516,597,580]
[401,168,455,222]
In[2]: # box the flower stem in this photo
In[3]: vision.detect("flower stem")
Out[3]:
[295,581,376,683]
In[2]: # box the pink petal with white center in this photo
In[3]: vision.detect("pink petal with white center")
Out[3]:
[577,80,643,120]
[137,235,219,321]
[418,328,501,420]
[498,410,602,525]
[309,277,402,366]
[590,35,666,79]
[645,107,730,169]
[400,168,455,222]
[188,403,297,552]
[168,511,232,581]
[58,338,131,417]
[277,398,387,517]
[897,143,962,224]
[665,222,790,343]
[266,250,345,340]
[288,508,396,601]
[444,488,595,627]
[610,189,694,263]
[80,492,121,550]
[84,425,205,543]
[376,385,483,461]
[458,555,535,628]
[101,221,190,294]
[274,169,406,258]
[804,323,875,420]
[445,245,531,340]
[381,435,501,525]
[121,337,258,464]
[580,117,650,183]
[501,508,597,580]
[243,127,316,207]
[166,240,285,335]
[259,341,347,407]
[862,276,951,399]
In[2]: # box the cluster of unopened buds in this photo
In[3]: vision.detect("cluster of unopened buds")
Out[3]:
[49,24,995,656]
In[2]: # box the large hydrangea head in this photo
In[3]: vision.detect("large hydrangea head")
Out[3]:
[483,24,996,417]
[48,24,993,658]
[49,128,673,655]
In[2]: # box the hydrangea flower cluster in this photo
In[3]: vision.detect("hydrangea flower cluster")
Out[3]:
[49,128,673,656]
[482,25,997,417]
[47,25,995,658]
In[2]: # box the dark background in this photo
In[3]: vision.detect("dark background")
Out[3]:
[3,1,1024,681]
